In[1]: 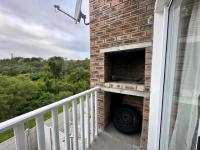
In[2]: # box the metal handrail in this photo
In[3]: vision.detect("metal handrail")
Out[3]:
[0,86,100,132]
[0,86,100,150]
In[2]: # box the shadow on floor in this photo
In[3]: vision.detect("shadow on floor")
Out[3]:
[89,123,141,150]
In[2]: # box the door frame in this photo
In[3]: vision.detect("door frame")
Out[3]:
[148,0,200,149]
[159,1,181,149]
[147,0,172,150]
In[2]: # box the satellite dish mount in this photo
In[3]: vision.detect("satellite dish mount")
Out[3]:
[76,11,89,25]
[54,0,89,25]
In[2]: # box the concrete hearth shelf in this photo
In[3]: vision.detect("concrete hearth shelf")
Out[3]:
[101,82,150,98]
[100,42,152,53]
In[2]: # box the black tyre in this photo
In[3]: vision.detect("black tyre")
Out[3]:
[112,105,142,134]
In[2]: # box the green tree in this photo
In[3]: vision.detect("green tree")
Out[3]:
[0,75,39,121]
[47,57,64,79]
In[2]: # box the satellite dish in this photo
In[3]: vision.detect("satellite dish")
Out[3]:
[74,0,82,24]
[54,0,89,25]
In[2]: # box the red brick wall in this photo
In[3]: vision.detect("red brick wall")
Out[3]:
[122,95,144,115]
[139,47,152,149]
[105,49,145,82]
[90,0,155,86]
[140,98,150,150]
[90,0,155,149]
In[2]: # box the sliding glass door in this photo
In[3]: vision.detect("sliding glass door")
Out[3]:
[160,0,200,149]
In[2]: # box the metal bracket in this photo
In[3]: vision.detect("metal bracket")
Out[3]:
[54,5,90,25]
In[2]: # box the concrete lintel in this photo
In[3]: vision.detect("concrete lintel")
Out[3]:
[101,87,150,98]
[100,42,152,53]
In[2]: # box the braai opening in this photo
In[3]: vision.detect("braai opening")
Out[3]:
[104,92,142,146]
[105,48,145,84]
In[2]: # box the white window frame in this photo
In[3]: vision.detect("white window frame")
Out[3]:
[147,0,172,150]
[160,3,181,149]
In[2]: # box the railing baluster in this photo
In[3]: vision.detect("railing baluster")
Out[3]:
[72,99,78,150]
[0,87,100,150]
[86,94,90,148]
[36,115,46,150]
[90,92,95,142]
[94,90,98,137]
[51,108,60,150]
[14,124,26,150]
[80,97,85,150]
[63,103,70,150]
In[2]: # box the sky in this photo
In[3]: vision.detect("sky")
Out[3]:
[0,0,90,59]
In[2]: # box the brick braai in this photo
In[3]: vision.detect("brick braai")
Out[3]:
[90,0,155,149]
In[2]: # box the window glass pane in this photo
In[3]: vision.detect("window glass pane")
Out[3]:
[161,0,200,149]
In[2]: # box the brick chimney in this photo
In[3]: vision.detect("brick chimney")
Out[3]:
[90,0,155,149]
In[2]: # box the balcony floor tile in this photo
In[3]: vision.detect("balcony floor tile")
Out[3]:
[90,123,141,150]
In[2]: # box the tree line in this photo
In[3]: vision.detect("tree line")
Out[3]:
[0,57,90,122]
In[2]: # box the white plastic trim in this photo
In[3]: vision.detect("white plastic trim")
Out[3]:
[147,6,169,150]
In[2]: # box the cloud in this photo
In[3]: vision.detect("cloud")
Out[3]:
[0,0,89,59]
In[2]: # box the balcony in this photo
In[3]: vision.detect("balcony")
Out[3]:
[0,87,141,150]
[0,87,99,150]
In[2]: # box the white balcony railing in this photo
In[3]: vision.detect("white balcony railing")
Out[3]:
[0,86,100,150]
